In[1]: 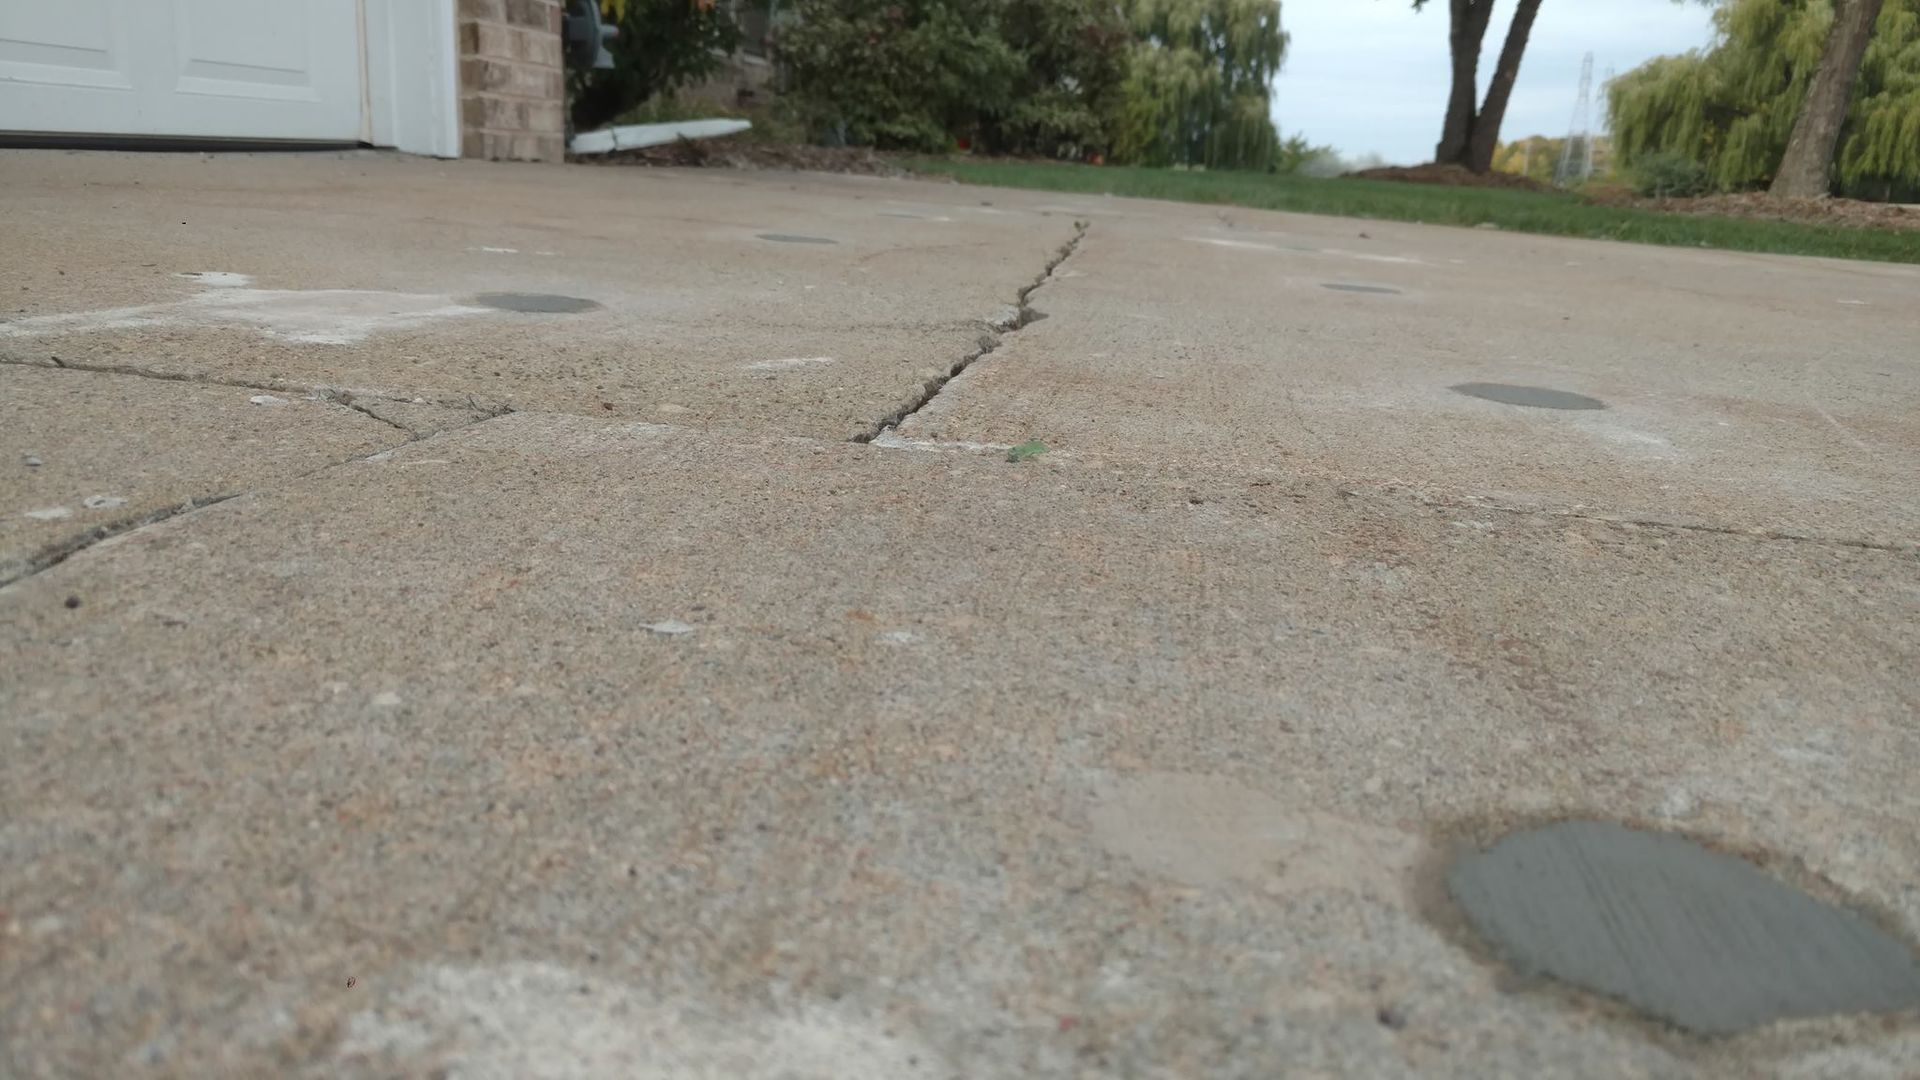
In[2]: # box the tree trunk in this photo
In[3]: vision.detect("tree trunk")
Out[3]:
[1465,0,1545,173]
[1770,0,1885,198]
[1435,0,1494,165]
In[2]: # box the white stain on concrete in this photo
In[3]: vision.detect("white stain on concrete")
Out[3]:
[81,494,128,510]
[475,247,520,254]
[1657,788,1700,820]
[643,620,697,636]
[249,394,289,406]
[1586,424,1671,449]
[1033,204,1122,216]
[870,430,1013,454]
[175,271,254,288]
[1836,299,1869,306]
[371,691,403,708]
[984,305,1024,331]
[337,962,943,1079]
[0,275,491,346]
[1186,236,1279,252]
[23,507,72,521]
[1086,771,1422,896]
[877,630,921,645]
[742,356,835,372]
[1323,249,1424,265]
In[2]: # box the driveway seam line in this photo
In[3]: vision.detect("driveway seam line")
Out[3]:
[1405,493,1915,554]
[0,354,512,416]
[0,412,516,593]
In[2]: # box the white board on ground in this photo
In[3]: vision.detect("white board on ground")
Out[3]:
[569,120,753,155]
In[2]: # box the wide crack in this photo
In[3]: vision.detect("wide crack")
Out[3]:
[852,221,1087,444]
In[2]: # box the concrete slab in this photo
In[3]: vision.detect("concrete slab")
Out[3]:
[0,151,1083,441]
[3,413,1916,1076]
[4,153,1919,1077]
[0,364,414,585]
[898,209,1920,545]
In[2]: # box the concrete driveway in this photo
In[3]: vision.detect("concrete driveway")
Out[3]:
[2,151,1917,1077]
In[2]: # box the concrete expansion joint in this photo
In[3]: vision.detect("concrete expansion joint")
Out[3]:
[854,221,1089,445]
[0,491,243,591]
[0,397,515,593]
[1412,492,1915,555]
[0,354,513,418]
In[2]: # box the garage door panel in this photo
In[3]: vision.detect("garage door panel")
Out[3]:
[172,0,328,99]
[0,1,137,92]
[0,0,362,140]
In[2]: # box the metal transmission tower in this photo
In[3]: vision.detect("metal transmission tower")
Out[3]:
[1556,52,1596,187]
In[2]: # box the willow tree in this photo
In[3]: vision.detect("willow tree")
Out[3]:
[1416,0,1547,173]
[1610,0,1920,197]
[1115,0,1288,169]
[1775,0,1888,195]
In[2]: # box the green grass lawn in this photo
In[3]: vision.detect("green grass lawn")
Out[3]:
[905,158,1920,265]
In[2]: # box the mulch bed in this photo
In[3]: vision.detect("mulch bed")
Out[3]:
[1344,163,1553,193]
[570,137,912,177]
[1584,188,1920,232]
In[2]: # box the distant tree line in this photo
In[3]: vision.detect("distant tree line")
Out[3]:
[775,0,1291,169]
[1610,0,1920,199]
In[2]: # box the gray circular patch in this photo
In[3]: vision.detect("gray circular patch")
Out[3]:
[472,292,602,314]
[1448,820,1920,1034]
[1452,382,1604,410]
[756,233,838,245]
[1321,283,1400,295]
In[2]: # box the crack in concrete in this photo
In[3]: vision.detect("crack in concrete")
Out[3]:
[0,354,512,417]
[0,413,516,593]
[308,386,433,437]
[1403,493,1916,555]
[1,492,245,591]
[853,221,1087,444]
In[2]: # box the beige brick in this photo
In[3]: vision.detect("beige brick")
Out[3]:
[508,133,564,161]
[463,95,528,130]
[503,0,554,29]
[464,129,518,161]
[458,0,505,21]
[516,26,563,69]
[460,57,554,98]
[460,19,519,60]
[524,100,565,137]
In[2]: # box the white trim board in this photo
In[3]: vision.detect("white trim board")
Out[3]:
[363,0,461,158]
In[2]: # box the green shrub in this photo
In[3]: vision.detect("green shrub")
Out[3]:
[775,0,1020,152]
[1632,151,1711,198]
[777,0,1285,166]
[569,0,742,133]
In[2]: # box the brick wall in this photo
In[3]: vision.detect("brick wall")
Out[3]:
[458,0,566,162]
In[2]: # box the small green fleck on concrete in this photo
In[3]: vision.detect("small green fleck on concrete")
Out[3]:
[1007,440,1048,463]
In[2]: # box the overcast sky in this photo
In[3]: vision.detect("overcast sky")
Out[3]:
[1273,0,1718,164]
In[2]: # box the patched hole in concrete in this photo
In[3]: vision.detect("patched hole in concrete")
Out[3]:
[1452,382,1605,410]
[756,233,838,245]
[472,292,602,314]
[1448,820,1920,1035]
[1321,283,1401,295]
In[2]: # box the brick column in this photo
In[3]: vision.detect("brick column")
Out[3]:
[458,0,567,162]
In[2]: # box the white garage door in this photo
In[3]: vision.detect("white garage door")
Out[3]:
[0,0,365,143]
